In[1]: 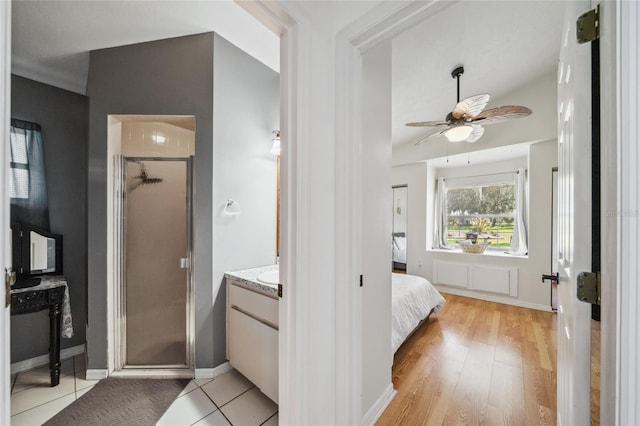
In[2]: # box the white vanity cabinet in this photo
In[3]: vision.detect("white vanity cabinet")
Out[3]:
[226,278,279,403]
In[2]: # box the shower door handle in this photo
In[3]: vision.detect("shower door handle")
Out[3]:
[180,258,189,269]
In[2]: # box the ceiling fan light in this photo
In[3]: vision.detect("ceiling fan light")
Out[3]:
[445,125,473,142]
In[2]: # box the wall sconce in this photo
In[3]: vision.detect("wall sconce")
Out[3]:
[224,199,242,216]
[270,130,280,156]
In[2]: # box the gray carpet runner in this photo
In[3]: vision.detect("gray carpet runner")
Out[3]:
[43,378,189,426]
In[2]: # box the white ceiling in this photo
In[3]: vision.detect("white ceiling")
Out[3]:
[392,0,566,147]
[11,1,566,148]
[11,0,280,94]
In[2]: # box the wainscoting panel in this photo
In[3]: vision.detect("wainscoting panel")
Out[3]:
[469,266,510,294]
[433,260,518,297]
[432,260,468,288]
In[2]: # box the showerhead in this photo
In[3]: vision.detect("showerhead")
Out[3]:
[129,161,163,191]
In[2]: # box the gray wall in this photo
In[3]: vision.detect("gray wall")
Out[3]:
[10,75,88,362]
[212,34,279,365]
[86,32,279,371]
[86,34,214,369]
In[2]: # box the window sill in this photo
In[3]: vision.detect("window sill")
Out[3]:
[428,248,528,259]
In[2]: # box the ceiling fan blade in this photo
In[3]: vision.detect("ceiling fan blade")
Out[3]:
[405,120,449,127]
[452,94,490,120]
[465,125,485,143]
[471,105,532,125]
[414,127,448,145]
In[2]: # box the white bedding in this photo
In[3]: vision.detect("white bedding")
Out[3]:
[392,273,445,353]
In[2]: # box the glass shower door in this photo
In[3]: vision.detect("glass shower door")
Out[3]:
[123,158,191,367]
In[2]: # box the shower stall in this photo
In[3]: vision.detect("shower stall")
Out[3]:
[108,116,196,375]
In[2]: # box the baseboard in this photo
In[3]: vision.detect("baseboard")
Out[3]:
[10,344,85,374]
[361,383,397,425]
[195,361,232,379]
[435,286,553,312]
[109,369,193,379]
[85,369,109,380]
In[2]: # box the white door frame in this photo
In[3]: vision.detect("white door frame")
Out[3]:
[1,0,11,423]
[608,2,640,424]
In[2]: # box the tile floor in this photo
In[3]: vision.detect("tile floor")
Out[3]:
[10,357,278,426]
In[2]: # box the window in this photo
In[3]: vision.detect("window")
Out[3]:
[433,169,528,254]
[10,130,30,199]
[446,183,515,249]
[9,119,50,230]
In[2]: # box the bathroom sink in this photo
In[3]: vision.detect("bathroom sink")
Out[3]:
[257,270,280,285]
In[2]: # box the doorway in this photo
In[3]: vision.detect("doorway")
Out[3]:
[108,115,196,374]
[392,185,407,273]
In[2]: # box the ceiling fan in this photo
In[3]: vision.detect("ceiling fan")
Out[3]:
[406,66,532,144]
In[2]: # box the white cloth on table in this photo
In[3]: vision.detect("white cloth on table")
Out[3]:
[11,275,73,338]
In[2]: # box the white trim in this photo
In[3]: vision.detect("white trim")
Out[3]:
[598,2,618,425]
[10,344,85,374]
[194,362,232,380]
[1,1,10,424]
[617,1,639,424]
[345,1,457,53]
[85,369,109,380]
[334,29,363,426]
[361,384,397,426]
[280,14,303,426]
[109,369,193,379]
[238,3,304,424]
[435,286,552,312]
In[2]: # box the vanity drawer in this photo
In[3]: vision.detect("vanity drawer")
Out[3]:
[228,282,279,328]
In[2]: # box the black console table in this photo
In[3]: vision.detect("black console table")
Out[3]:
[10,276,72,387]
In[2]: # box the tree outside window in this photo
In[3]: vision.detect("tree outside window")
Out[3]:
[447,183,515,248]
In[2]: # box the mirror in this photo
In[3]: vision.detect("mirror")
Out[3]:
[392,185,408,272]
[30,231,56,273]
[11,222,63,280]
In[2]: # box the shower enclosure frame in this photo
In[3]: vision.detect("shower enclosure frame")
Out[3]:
[113,155,195,374]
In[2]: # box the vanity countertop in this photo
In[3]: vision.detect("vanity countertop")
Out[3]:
[225,265,279,299]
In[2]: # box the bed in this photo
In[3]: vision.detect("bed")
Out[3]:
[392,273,446,353]
[392,233,407,271]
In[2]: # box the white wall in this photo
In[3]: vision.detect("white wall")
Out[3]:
[212,34,280,364]
[393,139,557,310]
[361,41,393,418]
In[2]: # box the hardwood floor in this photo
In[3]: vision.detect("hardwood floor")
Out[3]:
[377,293,557,426]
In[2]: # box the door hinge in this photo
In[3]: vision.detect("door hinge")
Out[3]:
[360,274,363,287]
[577,271,600,305]
[577,5,599,44]
[277,283,283,298]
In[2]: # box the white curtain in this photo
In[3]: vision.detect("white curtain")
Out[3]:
[509,168,528,255]
[433,177,451,249]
